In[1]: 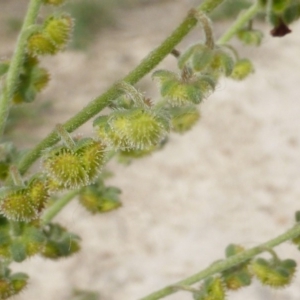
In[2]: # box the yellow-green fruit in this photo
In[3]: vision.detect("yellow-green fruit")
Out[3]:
[76,139,106,181]
[44,15,73,48]
[27,177,49,214]
[0,188,40,221]
[111,109,169,150]
[94,115,130,149]
[43,147,88,189]
[251,258,296,288]
[194,277,226,300]
[27,32,59,56]
[230,59,254,80]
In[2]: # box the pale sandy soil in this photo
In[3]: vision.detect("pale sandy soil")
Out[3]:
[1,1,300,300]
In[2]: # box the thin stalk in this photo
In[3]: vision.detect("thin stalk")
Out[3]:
[140,224,300,300]
[0,0,42,135]
[17,0,225,175]
[42,189,79,224]
[217,1,261,44]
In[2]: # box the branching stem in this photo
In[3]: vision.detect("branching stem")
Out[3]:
[0,0,42,135]
[17,0,225,175]
[140,224,300,300]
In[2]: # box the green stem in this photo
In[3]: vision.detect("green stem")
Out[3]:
[42,189,79,224]
[217,1,261,44]
[0,0,42,136]
[17,0,225,175]
[140,224,300,300]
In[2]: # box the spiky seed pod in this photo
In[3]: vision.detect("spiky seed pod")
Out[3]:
[251,258,296,288]
[94,115,130,149]
[178,44,214,72]
[43,0,67,6]
[0,270,28,300]
[230,59,254,81]
[75,138,106,181]
[44,14,73,49]
[0,187,40,221]
[27,176,50,214]
[194,277,226,300]
[79,185,122,214]
[27,32,59,56]
[41,223,80,259]
[170,105,200,133]
[112,108,169,150]
[237,29,264,46]
[43,146,88,189]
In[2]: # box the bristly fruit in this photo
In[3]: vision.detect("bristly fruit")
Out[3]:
[43,14,73,49]
[193,277,226,300]
[152,69,215,106]
[27,32,59,56]
[251,257,296,288]
[42,137,106,189]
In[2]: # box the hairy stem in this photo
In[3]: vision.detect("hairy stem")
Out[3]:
[42,189,80,224]
[140,224,300,300]
[17,0,225,175]
[217,0,262,44]
[0,0,42,135]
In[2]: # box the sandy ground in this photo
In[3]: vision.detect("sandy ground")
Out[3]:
[1,1,300,300]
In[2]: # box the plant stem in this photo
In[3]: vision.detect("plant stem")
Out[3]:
[140,224,300,300]
[0,0,42,136]
[217,0,261,44]
[42,189,79,224]
[17,0,225,175]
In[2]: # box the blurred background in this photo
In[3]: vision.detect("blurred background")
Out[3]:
[1,0,300,299]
